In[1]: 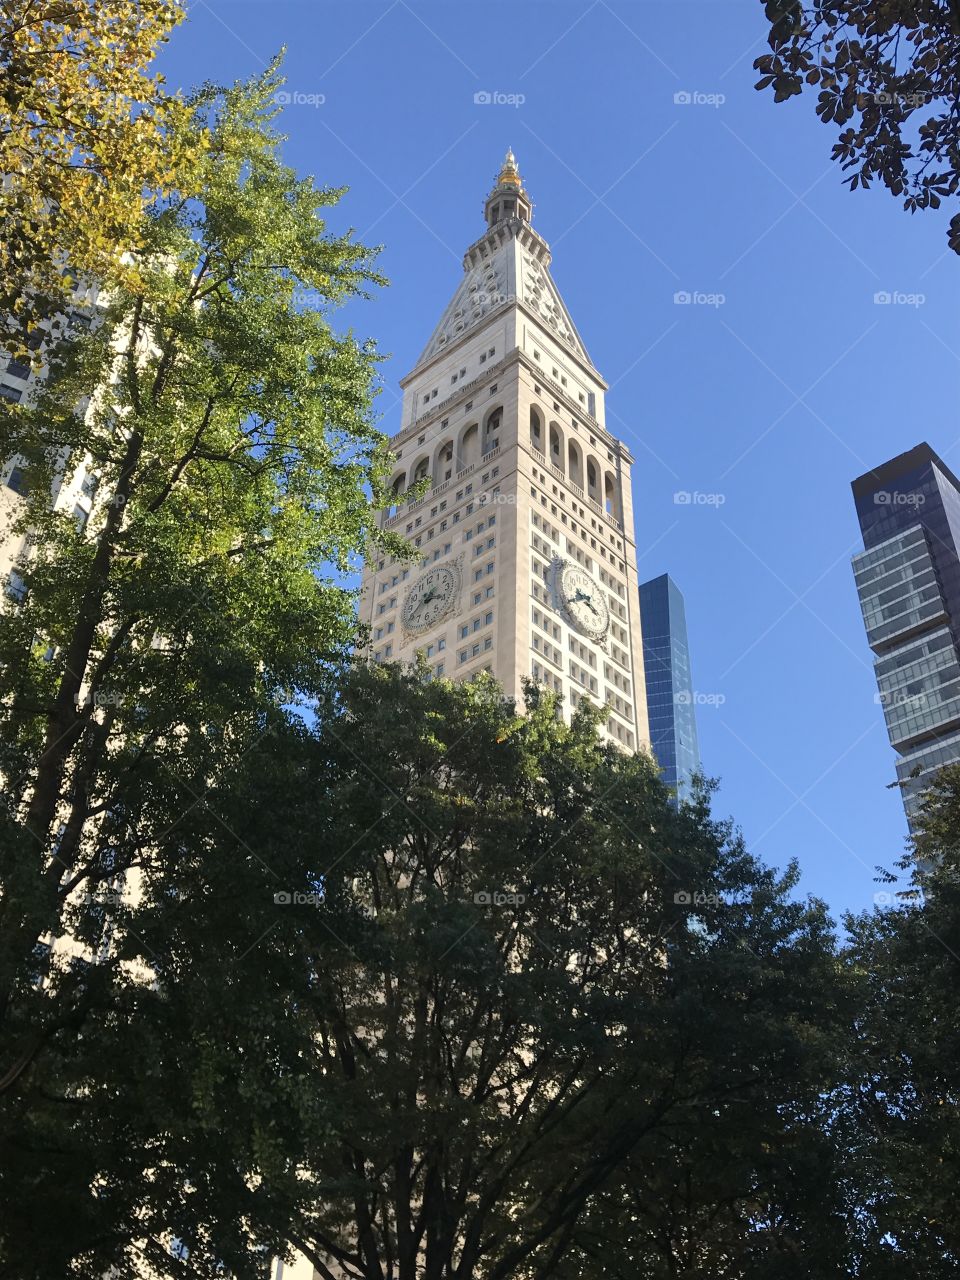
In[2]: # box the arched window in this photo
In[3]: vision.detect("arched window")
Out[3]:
[433,440,454,484]
[568,440,584,489]
[587,459,600,500]
[483,407,502,456]
[549,423,564,472]
[386,473,405,520]
[412,457,430,485]
[458,422,479,471]
[530,406,543,450]
[604,471,622,522]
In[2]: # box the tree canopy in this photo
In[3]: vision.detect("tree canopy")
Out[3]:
[838,764,960,1277]
[0,0,203,355]
[251,665,848,1280]
[755,0,960,252]
[0,59,401,1277]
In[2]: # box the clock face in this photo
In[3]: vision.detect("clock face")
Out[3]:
[402,563,460,634]
[552,559,610,641]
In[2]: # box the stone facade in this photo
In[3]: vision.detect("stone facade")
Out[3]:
[361,152,650,752]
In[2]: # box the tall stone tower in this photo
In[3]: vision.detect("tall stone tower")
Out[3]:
[361,151,650,751]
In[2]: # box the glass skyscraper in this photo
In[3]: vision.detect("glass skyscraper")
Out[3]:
[638,574,701,803]
[852,442,960,830]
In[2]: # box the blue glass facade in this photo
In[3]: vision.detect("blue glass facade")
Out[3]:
[638,574,701,803]
[852,443,960,830]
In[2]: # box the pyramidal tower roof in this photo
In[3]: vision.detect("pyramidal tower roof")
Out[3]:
[409,150,595,375]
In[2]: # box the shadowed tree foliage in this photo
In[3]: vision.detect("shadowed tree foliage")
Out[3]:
[755,0,960,252]
[217,663,848,1280]
[0,60,402,1277]
[555,893,854,1280]
[839,764,960,1278]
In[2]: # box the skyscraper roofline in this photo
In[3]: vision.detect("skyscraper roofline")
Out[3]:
[851,441,960,501]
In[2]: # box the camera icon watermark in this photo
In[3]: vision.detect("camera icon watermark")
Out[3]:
[871,90,931,107]
[873,490,925,507]
[274,90,326,109]
[293,287,325,308]
[674,90,725,108]
[674,290,726,307]
[676,690,726,707]
[474,889,526,906]
[83,889,123,906]
[874,689,927,708]
[873,290,925,307]
[674,490,726,507]
[473,90,526,108]
[474,290,515,307]
[674,888,734,906]
[274,890,322,906]
[76,689,122,709]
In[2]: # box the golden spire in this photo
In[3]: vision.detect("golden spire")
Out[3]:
[497,147,521,187]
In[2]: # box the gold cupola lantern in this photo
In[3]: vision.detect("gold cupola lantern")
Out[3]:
[484,149,532,228]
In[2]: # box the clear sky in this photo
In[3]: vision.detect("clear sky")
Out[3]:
[159,1,960,921]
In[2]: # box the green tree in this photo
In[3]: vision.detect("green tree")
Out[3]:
[839,764,960,1277]
[754,0,960,252]
[211,664,848,1280]
[555,862,854,1280]
[0,60,401,1277]
[0,0,202,356]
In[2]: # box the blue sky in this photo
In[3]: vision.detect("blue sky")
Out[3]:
[161,1,960,920]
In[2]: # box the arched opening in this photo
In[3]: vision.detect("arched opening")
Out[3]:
[483,406,502,457]
[411,456,431,487]
[529,406,543,453]
[433,439,454,485]
[586,458,601,503]
[604,471,622,522]
[386,472,406,521]
[548,422,564,472]
[457,422,479,472]
[568,440,584,490]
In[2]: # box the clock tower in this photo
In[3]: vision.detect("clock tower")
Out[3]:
[361,151,650,751]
